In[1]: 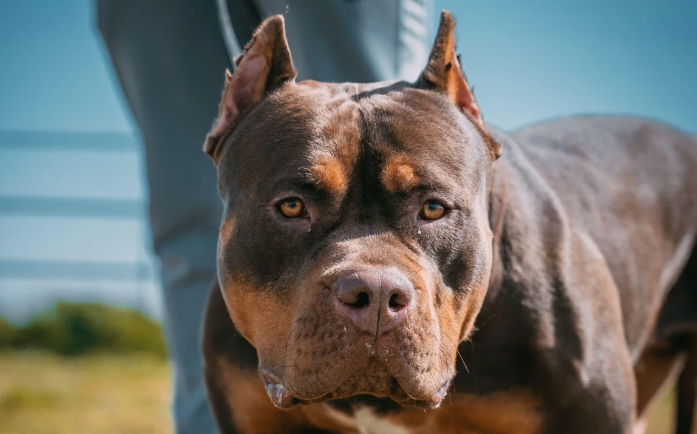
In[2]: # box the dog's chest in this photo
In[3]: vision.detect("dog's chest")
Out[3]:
[321,406,409,434]
[351,407,410,434]
[317,391,543,434]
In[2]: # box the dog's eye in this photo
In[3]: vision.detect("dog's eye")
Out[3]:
[278,198,306,218]
[420,201,446,220]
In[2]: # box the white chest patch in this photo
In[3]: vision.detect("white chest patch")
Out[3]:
[352,407,409,434]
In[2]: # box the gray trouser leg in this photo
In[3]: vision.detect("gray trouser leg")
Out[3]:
[249,0,432,82]
[97,1,432,433]
[97,2,229,433]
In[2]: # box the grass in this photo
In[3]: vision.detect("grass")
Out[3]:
[0,352,171,434]
[645,388,676,434]
[0,351,687,433]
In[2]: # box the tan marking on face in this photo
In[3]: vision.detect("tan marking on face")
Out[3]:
[382,155,420,193]
[220,280,294,352]
[306,97,360,196]
[310,156,348,194]
[217,217,236,259]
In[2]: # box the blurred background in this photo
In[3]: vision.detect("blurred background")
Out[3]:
[0,1,695,433]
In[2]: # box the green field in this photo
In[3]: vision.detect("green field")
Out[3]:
[0,352,684,433]
[0,352,172,434]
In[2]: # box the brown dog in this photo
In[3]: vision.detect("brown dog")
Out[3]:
[201,10,697,434]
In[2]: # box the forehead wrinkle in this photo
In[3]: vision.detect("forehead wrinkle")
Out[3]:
[367,92,489,197]
[360,98,458,195]
[304,97,361,196]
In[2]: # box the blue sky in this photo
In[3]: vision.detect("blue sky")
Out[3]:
[2,1,695,133]
[0,1,695,320]
[0,1,132,132]
[442,0,697,131]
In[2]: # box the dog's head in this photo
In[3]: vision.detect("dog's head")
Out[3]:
[204,10,501,409]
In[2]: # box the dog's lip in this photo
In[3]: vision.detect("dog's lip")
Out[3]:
[263,378,296,408]
[260,371,296,408]
[389,378,452,409]
[427,378,452,408]
[260,370,452,410]
[260,371,340,408]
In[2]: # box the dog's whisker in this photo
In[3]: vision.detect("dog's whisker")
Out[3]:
[457,350,469,374]
[443,333,469,374]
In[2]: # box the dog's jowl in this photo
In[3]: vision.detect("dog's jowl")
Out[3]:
[201,10,697,434]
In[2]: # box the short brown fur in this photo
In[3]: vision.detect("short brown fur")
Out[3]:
[202,9,697,434]
[381,155,420,193]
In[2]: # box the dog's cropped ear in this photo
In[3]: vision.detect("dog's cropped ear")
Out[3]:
[421,10,501,159]
[204,15,297,163]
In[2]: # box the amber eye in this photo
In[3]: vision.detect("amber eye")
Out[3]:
[420,201,446,220]
[278,198,305,218]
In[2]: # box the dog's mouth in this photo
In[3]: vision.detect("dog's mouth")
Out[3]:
[260,371,453,410]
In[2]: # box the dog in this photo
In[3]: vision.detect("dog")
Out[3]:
[201,11,697,434]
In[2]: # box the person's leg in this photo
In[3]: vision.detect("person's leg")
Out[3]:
[249,0,433,83]
[96,2,251,433]
[97,1,433,434]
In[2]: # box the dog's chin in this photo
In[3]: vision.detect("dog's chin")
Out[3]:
[261,369,453,410]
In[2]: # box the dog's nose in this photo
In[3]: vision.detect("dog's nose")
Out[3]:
[332,268,414,334]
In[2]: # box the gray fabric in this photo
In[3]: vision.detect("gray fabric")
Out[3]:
[96,1,433,432]
[97,2,230,432]
[254,0,432,83]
